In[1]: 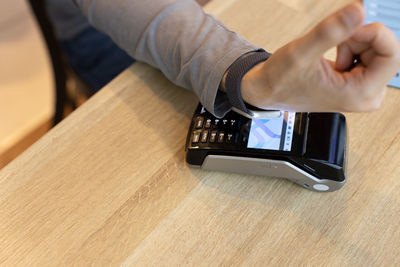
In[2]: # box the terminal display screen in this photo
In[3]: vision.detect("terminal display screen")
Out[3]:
[247,111,296,151]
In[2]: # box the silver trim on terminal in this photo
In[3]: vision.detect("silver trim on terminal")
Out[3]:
[201,155,346,192]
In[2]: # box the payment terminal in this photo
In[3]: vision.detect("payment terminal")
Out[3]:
[185,104,348,192]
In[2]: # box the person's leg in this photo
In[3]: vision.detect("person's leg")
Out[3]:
[62,26,135,93]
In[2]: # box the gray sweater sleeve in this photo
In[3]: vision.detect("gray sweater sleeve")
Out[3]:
[74,0,260,117]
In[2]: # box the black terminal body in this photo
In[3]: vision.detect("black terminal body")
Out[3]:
[185,104,348,191]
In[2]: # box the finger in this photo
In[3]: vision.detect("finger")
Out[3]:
[336,42,353,71]
[336,22,400,72]
[359,48,377,67]
[297,2,365,59]
[335,36,372,71]
[351,23,400,81]
[351,22,399,58]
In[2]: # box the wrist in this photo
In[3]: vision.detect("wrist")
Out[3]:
[241,61,274,108]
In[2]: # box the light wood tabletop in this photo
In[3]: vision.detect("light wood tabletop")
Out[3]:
[1,0,400,265]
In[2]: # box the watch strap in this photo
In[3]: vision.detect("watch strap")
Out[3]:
[225,50,271,115]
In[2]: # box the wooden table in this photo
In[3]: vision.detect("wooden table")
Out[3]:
[1,0,399,265]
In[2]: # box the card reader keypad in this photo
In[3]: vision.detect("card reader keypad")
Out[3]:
[190,109,245,148]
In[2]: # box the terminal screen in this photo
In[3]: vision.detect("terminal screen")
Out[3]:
[247,111,296,151]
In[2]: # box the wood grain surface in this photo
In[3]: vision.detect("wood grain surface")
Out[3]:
[1,0,400,266]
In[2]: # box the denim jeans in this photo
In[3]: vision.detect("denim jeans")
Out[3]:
[61,26,135,93]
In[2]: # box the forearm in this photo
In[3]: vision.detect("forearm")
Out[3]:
[74,0,260,116]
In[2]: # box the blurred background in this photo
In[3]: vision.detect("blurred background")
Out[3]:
[0,0,93,169]
[0,0,210,170]
[0,0,55,169]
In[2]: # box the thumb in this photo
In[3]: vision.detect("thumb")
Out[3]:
[297,2,365,59]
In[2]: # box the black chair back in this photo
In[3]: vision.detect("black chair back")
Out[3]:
[27,0,68,125]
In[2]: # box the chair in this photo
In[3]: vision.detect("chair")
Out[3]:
[27,0,80,125]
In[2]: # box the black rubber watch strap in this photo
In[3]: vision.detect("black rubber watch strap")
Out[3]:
[225,50,271,114]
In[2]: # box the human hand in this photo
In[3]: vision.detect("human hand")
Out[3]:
[241,2,400,112]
